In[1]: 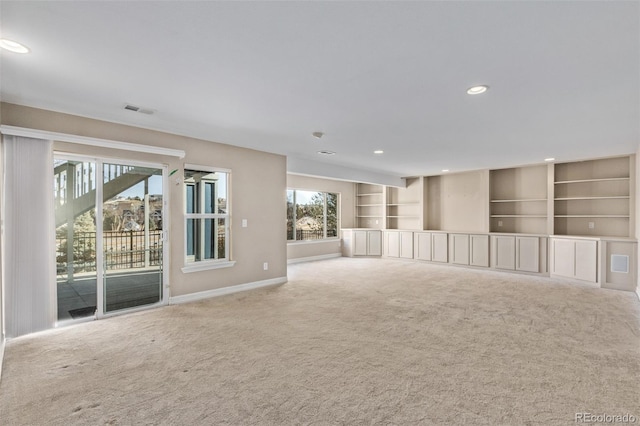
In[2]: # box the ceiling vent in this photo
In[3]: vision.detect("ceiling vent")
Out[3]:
[317,150,336,156]
[124,104,154,115]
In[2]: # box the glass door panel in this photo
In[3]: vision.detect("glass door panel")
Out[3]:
[102,163,164,313]
[55,159,98,320]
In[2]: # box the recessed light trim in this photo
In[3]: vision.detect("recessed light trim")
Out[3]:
[0,38,29,53]
[544,157,555,162]
[317,150,335,156]
[466,85,488,95]
[374,150,384,154]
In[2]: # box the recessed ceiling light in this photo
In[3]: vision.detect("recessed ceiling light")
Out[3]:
[544,157,555,162]
[374,150,384,154]
[0,39,29,53]
[441,169,449,172]
[317,150,335,156]
[466,85,488,95]
[312,131,324,139]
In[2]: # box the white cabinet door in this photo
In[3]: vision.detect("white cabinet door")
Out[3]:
[494,235,516,270]
[516,236,539,272]
[367,231,382,256]
[353,231,368,256]
[470,234,489,267]
[400,231,414,259]
[450,234,470,265]
[552,239,575,278]
[414,232,432,261]
[384,231,400,257]
[432,233,448,263]
[574,240,597,282]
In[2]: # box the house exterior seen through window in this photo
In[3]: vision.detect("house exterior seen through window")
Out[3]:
[185,168,230,262]
[287,190,338,241]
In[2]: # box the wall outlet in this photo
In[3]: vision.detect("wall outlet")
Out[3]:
[375,220,379,225]
[498,220,503,227]
[588,221,595,229]
[263,262,268,271]
[242,219,248,228]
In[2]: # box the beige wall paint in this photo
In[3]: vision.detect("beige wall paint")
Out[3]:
[427,170,490,233]
[287,174,355,260]
[1,103,287,297]
[636,146,640,294]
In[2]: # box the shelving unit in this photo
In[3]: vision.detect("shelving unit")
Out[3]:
[356,183,384,228]
[386,177,422,230]
[554,156,633,237]
[489,165,548,234]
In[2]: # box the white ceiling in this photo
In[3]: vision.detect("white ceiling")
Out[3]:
[1,1,639,181]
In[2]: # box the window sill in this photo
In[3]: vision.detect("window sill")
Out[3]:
[181,260,236,274]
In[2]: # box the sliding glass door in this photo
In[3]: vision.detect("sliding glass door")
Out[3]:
[54,156,166,321]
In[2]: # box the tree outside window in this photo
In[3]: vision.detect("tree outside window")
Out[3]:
[287,190,338,241]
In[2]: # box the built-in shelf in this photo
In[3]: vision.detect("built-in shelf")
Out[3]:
[553,156,632,238]
[387,215,420,218]
[491,215,547,218]
[490,199,547,203]
[554,177,630,185]
[357,204,384,207]
[555,215,630,218]
[356,215,383,218]
[554,196,629,201]
[357,193,383,196]
[489,165,548,234]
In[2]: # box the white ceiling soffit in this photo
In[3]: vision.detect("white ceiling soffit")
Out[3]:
[1,1,638,180]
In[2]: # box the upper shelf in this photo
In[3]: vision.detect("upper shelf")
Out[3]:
[490,198,547,203]
[554,177,630,184]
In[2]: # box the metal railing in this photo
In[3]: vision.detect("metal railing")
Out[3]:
[56,230,162,275]
[287,229,338,241]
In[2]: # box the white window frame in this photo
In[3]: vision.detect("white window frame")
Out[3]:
[182,164,235,273]
[287,189,340,243]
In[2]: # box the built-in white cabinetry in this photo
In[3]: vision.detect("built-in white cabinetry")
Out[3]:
[554,156,633,238]
[491,234,547,273]
[490,165,548,234]
[356,183,384,229]
[341,229,382,257]
[550,237,597,282]
[449,234,470,265]
[384,230,415,259]
[448,233,489,267]
[431,233,448,263]
[413,232,432,261]
[470,234,490,267]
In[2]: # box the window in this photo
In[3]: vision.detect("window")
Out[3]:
[185,167,230,264]
[287,190,338,241]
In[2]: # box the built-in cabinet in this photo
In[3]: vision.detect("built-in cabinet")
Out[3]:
[383,230,413,259]
[344,154,637,291]
[491,234,547,273]
[550,237,598,282]
[341,229,382,257]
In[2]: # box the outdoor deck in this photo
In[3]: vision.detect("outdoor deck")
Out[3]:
[57,270,162,320]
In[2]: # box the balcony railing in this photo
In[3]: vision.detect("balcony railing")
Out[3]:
[56,230,162,275]
[287,229,338,241]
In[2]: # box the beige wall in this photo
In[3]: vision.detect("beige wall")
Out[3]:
[1,103,287,297]
[427,170,490,233]
[636,146,640,294]
[287,174,355,261]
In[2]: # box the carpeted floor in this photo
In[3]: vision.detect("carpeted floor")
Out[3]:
[1,258,639,425]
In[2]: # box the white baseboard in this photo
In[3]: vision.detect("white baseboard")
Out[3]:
[0,337,5,384]
[287,253,341,265]
[169,276,287,305]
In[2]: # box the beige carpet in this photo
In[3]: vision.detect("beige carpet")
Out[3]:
[1,258,639,425]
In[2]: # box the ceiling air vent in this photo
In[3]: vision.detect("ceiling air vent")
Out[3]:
[317,150,336,156]
[124,104,155,115]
